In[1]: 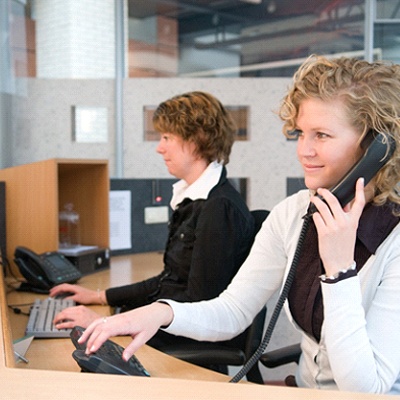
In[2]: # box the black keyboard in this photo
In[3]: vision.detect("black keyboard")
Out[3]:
[70,326,150,377]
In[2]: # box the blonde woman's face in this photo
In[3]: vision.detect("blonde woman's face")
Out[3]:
[296,98,364,191]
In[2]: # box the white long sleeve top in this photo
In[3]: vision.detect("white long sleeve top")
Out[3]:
[162,189,400,394]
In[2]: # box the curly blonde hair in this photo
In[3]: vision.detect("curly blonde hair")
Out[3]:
[152,91,236,165]
[280,55,400,208]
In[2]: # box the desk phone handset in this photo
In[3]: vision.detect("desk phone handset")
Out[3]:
[308,130,396,215]
[70,326,150,377]
[14,246,82,293]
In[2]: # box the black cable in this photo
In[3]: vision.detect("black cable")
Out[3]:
[0,254,11,276]
[230,213,312,383]
[1,253,28,293]
[2,253,24,284]
[8,302,33,316]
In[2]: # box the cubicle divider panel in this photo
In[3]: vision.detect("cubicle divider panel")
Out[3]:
[110,177,248,255]
[0,182,6,276]
[0,266,15,368]
[0,159,110,277]
[110,178,176,255]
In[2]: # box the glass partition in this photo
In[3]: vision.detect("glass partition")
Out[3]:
[1,0,400,170]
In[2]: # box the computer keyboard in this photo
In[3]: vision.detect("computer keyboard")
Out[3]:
[70,326,150,377]
[26,297,76,338]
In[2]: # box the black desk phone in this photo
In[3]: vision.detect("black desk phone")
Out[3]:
[14,246,82,293]
[70,326,150,377]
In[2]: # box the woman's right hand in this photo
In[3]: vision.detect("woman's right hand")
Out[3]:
[49,283,106,305]
[53,305,102,329]
[79,302,174,361]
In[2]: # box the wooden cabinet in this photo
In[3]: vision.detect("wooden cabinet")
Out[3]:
[0,159,109,275]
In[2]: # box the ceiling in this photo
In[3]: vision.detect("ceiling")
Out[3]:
[126,0,399,76]
[127,0,365,37]
[127,0,363,23]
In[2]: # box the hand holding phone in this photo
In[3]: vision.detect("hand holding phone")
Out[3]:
[309,131,395,277]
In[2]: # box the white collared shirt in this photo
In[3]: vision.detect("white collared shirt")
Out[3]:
[170,161,223,210]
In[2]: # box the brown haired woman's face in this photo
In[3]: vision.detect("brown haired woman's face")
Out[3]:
[296,98,364,192]
[156,132,202,183]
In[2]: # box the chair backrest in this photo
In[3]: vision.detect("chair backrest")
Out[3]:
[232,209,269,382]
[244,305,267,360]
[250,209,270,241]
[217,209,269,356]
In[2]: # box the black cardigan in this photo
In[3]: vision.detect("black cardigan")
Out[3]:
[106,167,255,310]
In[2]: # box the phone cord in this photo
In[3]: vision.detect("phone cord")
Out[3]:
[230,213,312,383]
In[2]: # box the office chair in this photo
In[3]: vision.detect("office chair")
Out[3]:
[159,210,270,384]
[248,209,269,234]
[258,343,301,387]
[260,343,301,369]
[160,306,267,384]
[260,343,301,368]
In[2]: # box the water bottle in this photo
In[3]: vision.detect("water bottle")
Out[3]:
[59,203,80,248]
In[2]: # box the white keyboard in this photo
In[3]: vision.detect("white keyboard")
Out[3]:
[26,298,75,338]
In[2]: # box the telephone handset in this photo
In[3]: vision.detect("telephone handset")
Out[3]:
[14,246,82,293]
[308,131,396,215]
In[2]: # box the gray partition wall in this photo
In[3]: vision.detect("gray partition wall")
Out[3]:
[110,178,176,255]
[110,177,248,255]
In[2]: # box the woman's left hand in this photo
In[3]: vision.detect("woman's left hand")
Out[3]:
[310,177,366,277]
[78,302,174,361]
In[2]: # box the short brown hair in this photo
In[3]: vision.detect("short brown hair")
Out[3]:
[153,91,237,165]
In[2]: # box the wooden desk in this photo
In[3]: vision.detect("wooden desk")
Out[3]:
[6,252,230,381]
[0,253,391,399]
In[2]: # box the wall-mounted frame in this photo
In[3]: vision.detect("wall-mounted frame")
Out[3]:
[143,105,249,141]
[72,106,108,143]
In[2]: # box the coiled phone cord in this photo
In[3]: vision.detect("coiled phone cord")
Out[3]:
[230,212,312,383]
